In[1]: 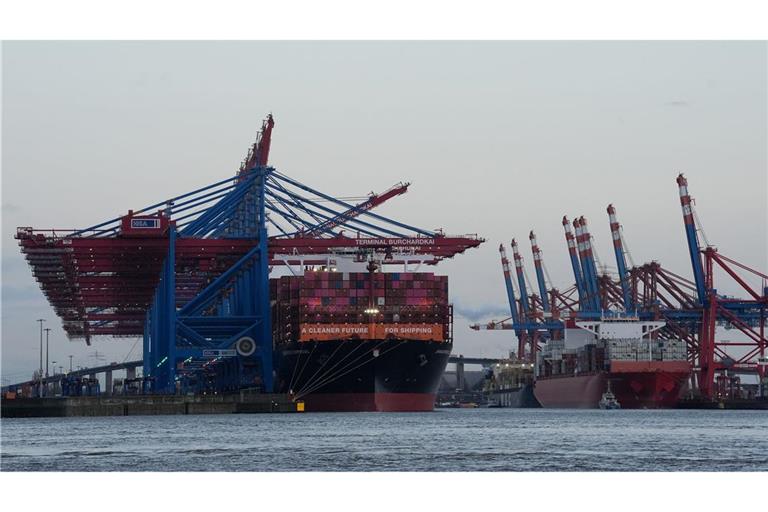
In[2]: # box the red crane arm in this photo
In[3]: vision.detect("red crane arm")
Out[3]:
[239,114,275,177]
[270,233,483,261]
[303,182,410,237]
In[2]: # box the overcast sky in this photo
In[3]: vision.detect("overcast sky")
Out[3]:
[2,41,766,383]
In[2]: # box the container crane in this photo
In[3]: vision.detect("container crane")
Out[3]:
[512,238,538,361]
[607,204,634,311]
[499,244,525,358]
[470,242,564,345]
[676,174,708,305]
[673,173,768,399]
[16,114,485,395]
[573,217,601,312]
[528,231,551,313]
[562,216,587,308]
[582,216,604,312]
[676,173,715,395]
[474,174,767,402]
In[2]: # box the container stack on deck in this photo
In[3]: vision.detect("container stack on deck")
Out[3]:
[272,271,450,344]
[271,268,457,411]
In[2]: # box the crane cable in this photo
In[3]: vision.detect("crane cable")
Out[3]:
[692,205,711,248]
[619,227,636,268]
[122,338,140,363]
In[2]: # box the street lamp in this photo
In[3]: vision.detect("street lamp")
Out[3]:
[44,328,51,377]
[51,361,57,376]
[36,318,45,397]
[68,355,73,373]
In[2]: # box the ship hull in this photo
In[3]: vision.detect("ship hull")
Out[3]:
[534,363,689,409]
[276,339,451,412]
[486,384,541,408]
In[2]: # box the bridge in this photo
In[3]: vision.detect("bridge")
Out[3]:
[448,355,503,366]
[3,360,143,397]
[4,355,506,397]
[447,355,509,393]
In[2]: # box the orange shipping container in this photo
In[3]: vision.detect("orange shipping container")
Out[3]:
[299,323,444,342]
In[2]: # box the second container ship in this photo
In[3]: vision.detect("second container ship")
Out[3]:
[534,315,691,409]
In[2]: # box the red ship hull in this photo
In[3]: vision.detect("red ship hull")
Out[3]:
[534,361,690,409]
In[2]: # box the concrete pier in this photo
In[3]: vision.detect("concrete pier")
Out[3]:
[1,393,301,418]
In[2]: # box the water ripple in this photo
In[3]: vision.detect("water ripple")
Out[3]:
[2,409,767,471]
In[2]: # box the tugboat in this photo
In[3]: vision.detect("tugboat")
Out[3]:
[598,382,621,410]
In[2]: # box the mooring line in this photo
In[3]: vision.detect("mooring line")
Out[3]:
[293,340,370,397]
[295,340,406,400]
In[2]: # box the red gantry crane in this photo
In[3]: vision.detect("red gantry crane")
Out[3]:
[472,174,767,401]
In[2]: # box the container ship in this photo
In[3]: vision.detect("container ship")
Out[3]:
[271,263,452,412]
[534,315,691,409]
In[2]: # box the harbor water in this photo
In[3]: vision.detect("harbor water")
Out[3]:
[2,408,766,471]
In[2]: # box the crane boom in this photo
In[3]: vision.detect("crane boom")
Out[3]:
[676,173,707,305]
[470,320,515,330]
[511,238,531,319]
[563,216,587,307]
[529,231,551,312]
[499,243,529,359]
[499,244,521,329]
[573,217,595,311]
[238,114,275,178]
[607,204,633,311]
[575,217,602,311]
[304,182,410,237]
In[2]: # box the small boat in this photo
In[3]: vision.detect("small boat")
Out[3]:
[599,382,621,410]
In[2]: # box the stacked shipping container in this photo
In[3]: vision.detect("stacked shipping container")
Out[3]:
[538,337,686,378]
[271,271,451,344]
[606,339,687,361]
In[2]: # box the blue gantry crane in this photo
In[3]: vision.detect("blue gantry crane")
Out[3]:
[17,115,484,395]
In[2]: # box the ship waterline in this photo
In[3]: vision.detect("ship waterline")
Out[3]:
[276,339,452,412]
[534,364,690,409]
